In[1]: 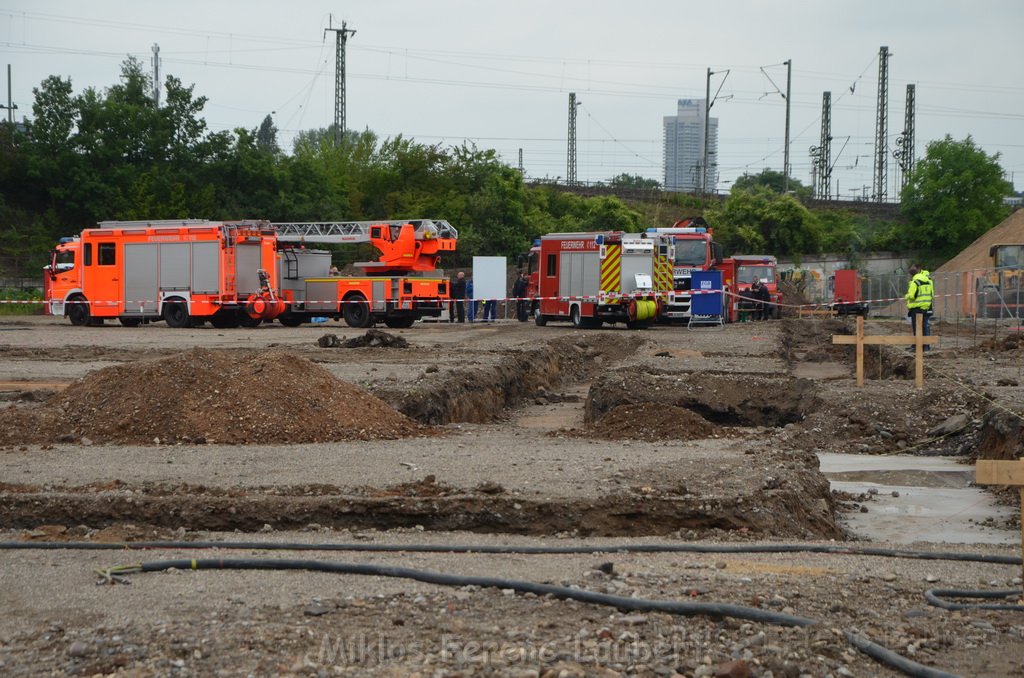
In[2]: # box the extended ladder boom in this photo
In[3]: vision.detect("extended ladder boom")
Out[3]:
[271,219,457,244]
[271,219,458,274]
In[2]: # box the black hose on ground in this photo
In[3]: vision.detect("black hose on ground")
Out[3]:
[844,631,961,678]
[2,540,1020,565]
[97,556,974,678]
[924,588,1024,611]
[102,557,818,627]
[12,539,1018,677]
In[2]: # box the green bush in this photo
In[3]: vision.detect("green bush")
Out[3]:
[0,288,45,315]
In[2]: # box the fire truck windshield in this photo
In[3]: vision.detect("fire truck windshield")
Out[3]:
[737,265,775,284]
[674,240,708,266]
[54,249,76,271]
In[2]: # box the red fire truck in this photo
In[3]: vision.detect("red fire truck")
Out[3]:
[645,217,725,321]
[530,231,673,329]
[730,254,782,320]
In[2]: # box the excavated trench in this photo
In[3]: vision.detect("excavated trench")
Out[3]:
[373,333,645,425]
[779,316,917,382]
[0,332,844,539]
[0,481,840,538]
[585,370,820,429]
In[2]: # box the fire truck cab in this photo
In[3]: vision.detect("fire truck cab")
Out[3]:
[731,255,781,319]
[645,218,724,321]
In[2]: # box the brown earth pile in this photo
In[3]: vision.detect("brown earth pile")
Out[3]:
[587,402,719,442]
[0,349,427,445]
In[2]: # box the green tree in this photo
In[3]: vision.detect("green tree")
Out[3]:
[900,135,1011,255]
[707,186,821,256]
[255,114,280,156]
[584,196,643,232]
[607,173,660,190]
[732,169,811,200]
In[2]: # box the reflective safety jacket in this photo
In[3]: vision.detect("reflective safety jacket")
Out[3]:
[905,270,934,310]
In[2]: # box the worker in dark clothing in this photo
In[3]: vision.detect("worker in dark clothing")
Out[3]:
[755,279,773,320]
[449,271,467,323]
[905,264,934,349]
[749,279,770,320]
[512,271,530,322]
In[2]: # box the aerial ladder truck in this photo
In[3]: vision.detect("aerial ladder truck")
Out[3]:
[271,219,457,328]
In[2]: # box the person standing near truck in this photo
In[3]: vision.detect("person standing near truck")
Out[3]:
[905,265,934,349]
[512,271,529,322]
[450,271,467,323]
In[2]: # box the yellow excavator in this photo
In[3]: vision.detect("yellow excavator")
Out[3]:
[976,244,1024,318]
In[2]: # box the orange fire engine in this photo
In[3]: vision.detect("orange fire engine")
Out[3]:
[271,220,456,328]
[44,220,284,328]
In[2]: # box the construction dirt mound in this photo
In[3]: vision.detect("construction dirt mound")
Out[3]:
[586,402,720,442]
[0,349,428,446]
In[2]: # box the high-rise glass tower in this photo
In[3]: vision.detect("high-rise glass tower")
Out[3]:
[663,99,718,192]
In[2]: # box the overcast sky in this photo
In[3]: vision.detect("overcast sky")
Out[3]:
[2,0,1022,200]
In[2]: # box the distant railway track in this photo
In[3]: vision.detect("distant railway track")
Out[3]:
[529,180,906,219]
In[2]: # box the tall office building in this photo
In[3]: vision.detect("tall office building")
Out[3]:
[663,99,718,192]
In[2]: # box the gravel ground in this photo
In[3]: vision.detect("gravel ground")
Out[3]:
[1,313,1022,677]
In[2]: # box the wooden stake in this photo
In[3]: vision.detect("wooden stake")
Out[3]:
[832,316,936,388]
[975,460,1024,586]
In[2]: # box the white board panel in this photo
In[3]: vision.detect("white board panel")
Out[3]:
[472,256,507,300]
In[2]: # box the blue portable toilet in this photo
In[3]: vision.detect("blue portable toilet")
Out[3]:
[689,270,724,328]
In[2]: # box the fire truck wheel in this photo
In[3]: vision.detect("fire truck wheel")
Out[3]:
[383,317,416,329]
[239,314,263,328]
[532,303,547,326]
[67,296,90,327]
[162,300,191,328]
[570,305,583,328]
[342,294,373,328]
[277,315,304,328]
[211,311,242,329]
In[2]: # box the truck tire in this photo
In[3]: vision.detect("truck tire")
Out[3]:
[163,300,191,328]
[67,295,90,327]
[383,317,416,329]
[277,314,304,328]
[342,293,373,328]
[570,305,584,328]
[534,307,548,327]
[211,310,242,329]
